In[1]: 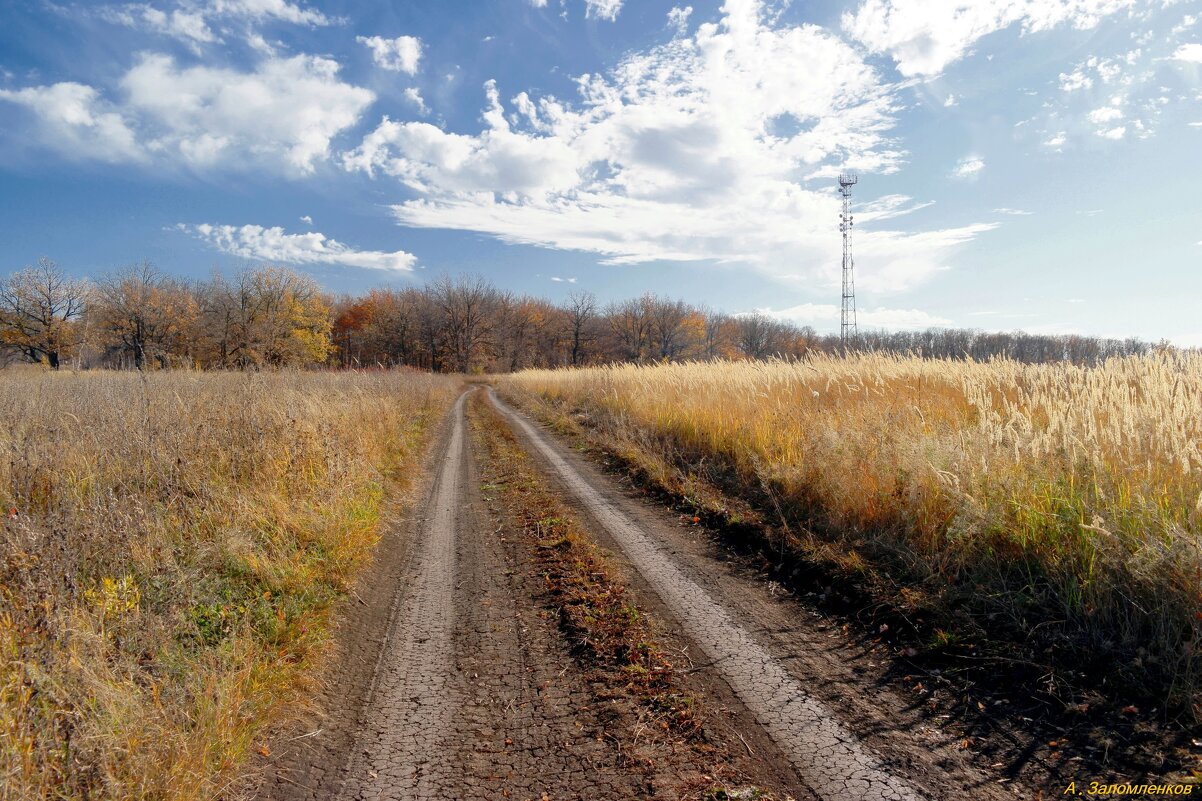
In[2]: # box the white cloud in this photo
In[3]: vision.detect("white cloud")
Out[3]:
[300,214,312,224]
[0,82,143,163]
[528,0,548,6]
[668,5,693,35]
[342,83,579,195]
[952,155,984,178]
[1037,45,1178,147]
[1173,43,1202,62]
[357,35,423,75]
[764,302,953,329]
[858,194,935,221]
[122,53,374,174]
[344,1,993,295]
[100,4,216,47]
[549,276,578,283]
[993,207,1033,215]
[585,0,624,21]
[944,93,957,106]
[1190,121,1202,126]
[1088,105,1124,123]
[1059,68,1094,91]
[246,31,277,54]
[98,0,332,46]
[207,0,332,26]
[403,87,430,115]
[1,53,375,175]
[180,223,416,271]
[843,0,1138,76]
[1094,58,1122,82]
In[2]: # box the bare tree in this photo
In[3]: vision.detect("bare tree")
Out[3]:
[736,313,784,360]
[433,275,499,373]
[0,258,89,369]
[607,296,653,363]
[700,308,733,360]
[92,262,196,369]
[647,296,693,361]
[565,290,597,366]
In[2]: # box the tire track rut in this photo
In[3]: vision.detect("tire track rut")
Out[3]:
[337,391,469,800]
[489,389,929,801]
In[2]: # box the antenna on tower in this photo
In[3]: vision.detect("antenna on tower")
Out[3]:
[838,172,859,350]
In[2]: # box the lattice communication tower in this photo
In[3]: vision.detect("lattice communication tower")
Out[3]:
[838,172,859,348]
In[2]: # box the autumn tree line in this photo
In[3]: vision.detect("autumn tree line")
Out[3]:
[0,258,1160,372]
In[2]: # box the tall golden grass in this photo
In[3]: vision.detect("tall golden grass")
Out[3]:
[501,353,1202,714]
[0,368,456,800]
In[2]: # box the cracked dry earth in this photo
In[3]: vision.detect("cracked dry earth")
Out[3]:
[254,388,1028,801]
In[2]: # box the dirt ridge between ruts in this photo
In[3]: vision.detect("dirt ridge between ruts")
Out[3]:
[489,388,932,801]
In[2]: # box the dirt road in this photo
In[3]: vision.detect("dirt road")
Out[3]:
[256,389,1018,800]
[490,391,929,801]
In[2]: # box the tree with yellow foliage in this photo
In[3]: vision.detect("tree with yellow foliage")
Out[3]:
[195,266,332,368]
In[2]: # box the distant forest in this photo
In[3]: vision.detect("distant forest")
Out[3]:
[0,259,1165,372]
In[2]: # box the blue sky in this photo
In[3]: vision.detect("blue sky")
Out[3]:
[1,0,1200,343]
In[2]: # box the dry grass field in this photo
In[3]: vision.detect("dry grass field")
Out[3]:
[0,369,456,800]
[500,353,1202,717]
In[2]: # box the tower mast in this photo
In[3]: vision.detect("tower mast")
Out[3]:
[838,172,858,349]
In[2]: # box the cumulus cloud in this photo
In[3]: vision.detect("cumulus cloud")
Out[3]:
[763,302,953,329]
[179,223,417,271]
[342,0,994,294]
[1173,43,1202,62]
[952,155,984,178]
[1,53,374,175]
[0,82,143,163]
[1097,124,1127,138]
[357,35,423,74]
[122,53,373,173]
[842,0,1138,76]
